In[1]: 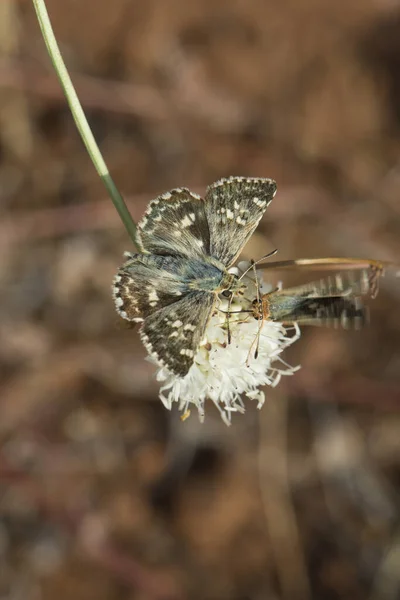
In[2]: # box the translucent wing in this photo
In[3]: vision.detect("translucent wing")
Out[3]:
[205,176,276,266]
[137,188,210,258]
[260,259,384,299]
[271,296,369,329]
[273,270,371,299]
[113,254,197,322]
[265,271,372,329]
[140,291,215,377]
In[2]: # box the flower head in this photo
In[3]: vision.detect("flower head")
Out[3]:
[151,263,300,425]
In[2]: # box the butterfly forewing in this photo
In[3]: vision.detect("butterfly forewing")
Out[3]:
[274,270,371,300]
[205,176,276,266]
[138,188,210,258]
[140,291,215,376]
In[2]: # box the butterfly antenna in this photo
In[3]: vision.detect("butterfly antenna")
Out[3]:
[226,291,235,344]
[238,249,278,281]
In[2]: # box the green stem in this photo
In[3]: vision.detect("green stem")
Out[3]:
[32,0,140,249]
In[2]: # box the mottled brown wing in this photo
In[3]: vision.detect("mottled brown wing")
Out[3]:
[140,291,215,377]
[137,188,210,258]
[113,254,196,322]
[205,176,276,266]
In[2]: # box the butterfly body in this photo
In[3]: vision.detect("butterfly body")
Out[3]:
[113,177,277,376]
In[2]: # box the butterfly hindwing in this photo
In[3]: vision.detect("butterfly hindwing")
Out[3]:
[205,176,276,266]
[137,188,210,258]
[274,296,369,329]
[140,291,215,377]
[113,254,195,322]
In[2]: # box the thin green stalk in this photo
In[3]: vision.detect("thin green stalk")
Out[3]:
[32,0,140,249]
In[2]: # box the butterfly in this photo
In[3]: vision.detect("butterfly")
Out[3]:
[247,268,380,358]
[252,270,374,327]
[113,177,277,377]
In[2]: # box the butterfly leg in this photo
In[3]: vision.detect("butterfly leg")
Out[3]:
[226,292,233,344]
[246,261,265,364]
[246,317,264,365]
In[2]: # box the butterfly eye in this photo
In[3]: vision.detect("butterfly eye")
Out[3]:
[222,290,232,298]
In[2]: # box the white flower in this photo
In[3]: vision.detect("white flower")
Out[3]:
[150,263,301,425]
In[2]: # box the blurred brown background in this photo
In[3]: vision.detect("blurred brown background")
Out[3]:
[0,1,399,599]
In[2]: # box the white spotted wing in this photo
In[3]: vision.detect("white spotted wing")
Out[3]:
[113,254,194,322]
[137,188,210,258]
[204,176,276,266]
[140,291,215,376]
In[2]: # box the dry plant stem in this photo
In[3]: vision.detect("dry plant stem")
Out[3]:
[31,0,140,250]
